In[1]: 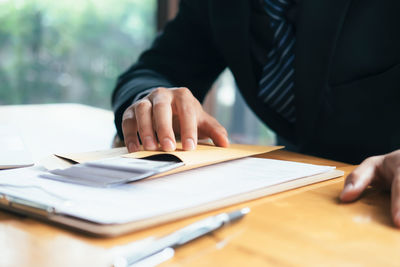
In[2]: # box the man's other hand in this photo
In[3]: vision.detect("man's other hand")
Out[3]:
[340,149,400,227]
[121,87,229,152]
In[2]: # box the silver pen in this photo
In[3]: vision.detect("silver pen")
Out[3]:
[113,207,250,267]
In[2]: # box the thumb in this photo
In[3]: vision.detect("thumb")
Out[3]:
[391,174,400,227]
[198,115,229,147]
[340,156,384,202]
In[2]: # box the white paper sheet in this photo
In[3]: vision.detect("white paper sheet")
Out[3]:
[0,124,34,169]
[42,157,184,187]
[0,158,335,224]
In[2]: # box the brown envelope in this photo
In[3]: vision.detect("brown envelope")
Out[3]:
[49,143,283,179]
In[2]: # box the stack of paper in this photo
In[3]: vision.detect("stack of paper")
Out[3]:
[0,157,341,235]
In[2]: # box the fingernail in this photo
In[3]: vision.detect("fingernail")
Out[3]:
[128,142,138,152]
[162,138,175,151]
[223,135,230,145]
[185,138,195,150]
[143,136,157,150]
[340,183,354,200]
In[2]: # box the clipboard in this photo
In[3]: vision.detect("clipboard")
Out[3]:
[0,145,344,237]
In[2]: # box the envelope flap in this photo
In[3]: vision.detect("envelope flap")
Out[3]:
[48,144,283,176]
[123,144,283,179]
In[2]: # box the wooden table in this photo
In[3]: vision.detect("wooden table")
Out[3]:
[1,105,399,267]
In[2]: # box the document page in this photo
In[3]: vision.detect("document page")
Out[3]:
[42,157,184,187]
[0,124,33,169]
[0,158,336,225]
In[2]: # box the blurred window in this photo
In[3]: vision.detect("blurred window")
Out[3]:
[0,0,156,108]
[203,70,276,145]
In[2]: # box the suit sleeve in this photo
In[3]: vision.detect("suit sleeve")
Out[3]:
[111,0,227,140]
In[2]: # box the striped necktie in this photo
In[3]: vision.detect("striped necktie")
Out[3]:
[258,0,296,123]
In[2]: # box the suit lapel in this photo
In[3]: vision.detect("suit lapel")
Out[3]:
[210,0,257,96]
[210,0,293,136]
[294,0,353,146]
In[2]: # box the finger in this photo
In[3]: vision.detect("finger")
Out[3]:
[391,174,400,227]
[151,91,176,152]
[340,156,383,202]
[134,99,158,151]
[198,114,229,147]
[175,99,197,151]
[121,107,140,152]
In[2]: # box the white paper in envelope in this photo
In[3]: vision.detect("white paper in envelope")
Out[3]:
[41,157,184,187]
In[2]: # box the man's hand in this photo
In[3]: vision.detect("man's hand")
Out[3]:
[340,149,400,227]
[121,87,229,152]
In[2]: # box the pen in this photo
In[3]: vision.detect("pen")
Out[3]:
[113,207,250,267]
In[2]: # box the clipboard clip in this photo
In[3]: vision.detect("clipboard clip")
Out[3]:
[0,193,56,217]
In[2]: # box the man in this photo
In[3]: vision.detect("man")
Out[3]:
[112,0,400,226]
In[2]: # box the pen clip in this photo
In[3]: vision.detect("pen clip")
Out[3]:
[0,193,55,217]
[113,247,175,267]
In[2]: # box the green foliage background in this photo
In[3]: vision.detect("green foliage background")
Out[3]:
[0,0,156,109]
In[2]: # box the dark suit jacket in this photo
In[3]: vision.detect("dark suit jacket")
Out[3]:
[112,0,400,164]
